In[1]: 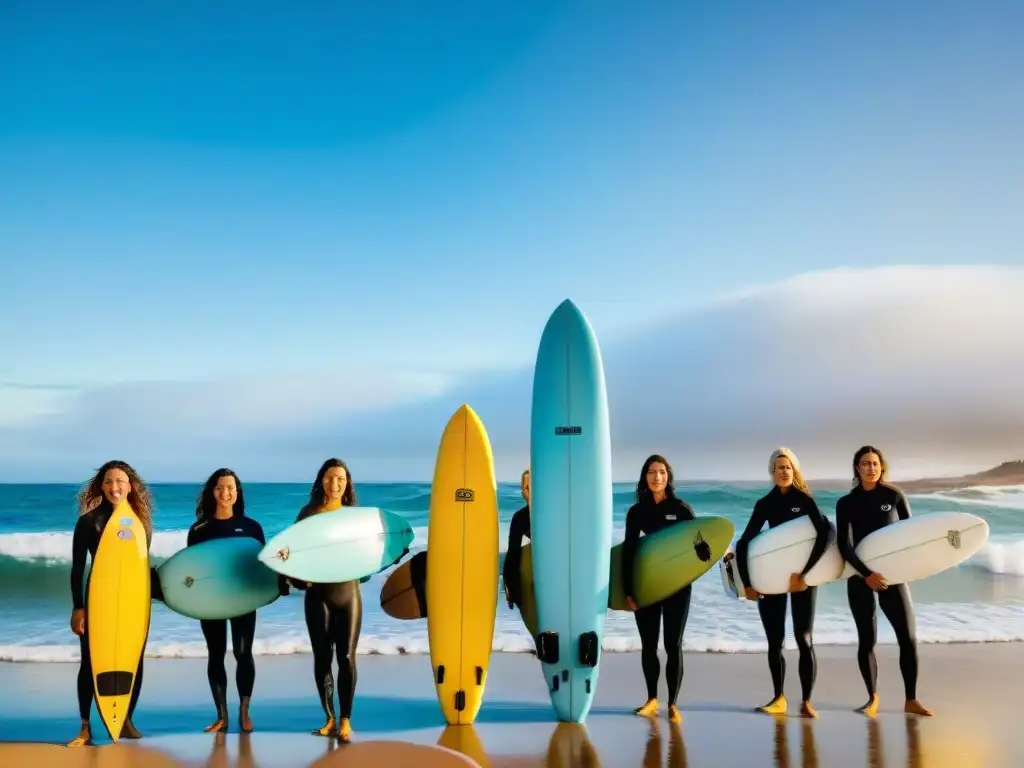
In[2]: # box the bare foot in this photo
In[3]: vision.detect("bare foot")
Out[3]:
[757,694,788,715]
[856,693,880,718]
[800,701,818,718]
[66,723,91,748]
[312,718,336,737]
[204,718,228,733]
[240,696,254,733]
[634,698,659,717]
[904,699,933,717]
[338,718,352,743]
[122,720,143,739]
[667,705,682,724]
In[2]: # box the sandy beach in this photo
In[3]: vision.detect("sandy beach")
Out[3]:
[1,643,1020,767]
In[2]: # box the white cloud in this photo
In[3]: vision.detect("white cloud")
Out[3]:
[3,265,1023,482]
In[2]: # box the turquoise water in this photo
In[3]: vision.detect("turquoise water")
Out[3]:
[1,481,1022,662]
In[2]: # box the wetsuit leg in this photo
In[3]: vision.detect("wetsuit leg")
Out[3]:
[847,576,878,696]
[304,592,337,721]
[200,619,229,712]
[757,593,788,699]
[791,587,817,701]
[877,584,918,700]
[662,586,692,707]
[331,585,362,719]
[230,612,258,698]
[634,602,663,700]
[77,632,93,720]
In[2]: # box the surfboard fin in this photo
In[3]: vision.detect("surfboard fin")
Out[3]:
[436,665,445,684]
[454,690,466,711]
[536,631,559,664]
[475,666,483,685]
[578,632,598,667]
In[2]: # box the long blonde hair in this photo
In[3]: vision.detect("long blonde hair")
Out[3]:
[769,447,811,495]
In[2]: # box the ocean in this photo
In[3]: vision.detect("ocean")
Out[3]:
[1,481,1022,663]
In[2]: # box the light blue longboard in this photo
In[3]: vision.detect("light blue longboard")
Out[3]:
[158,537,281,621]
[530,299,613,723]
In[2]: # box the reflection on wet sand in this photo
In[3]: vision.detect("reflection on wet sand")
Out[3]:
[438,725,490,767]
[771,717,819,768]
[641,718,688,768]
[201,732,259,768]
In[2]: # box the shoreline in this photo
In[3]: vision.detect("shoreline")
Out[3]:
[2,644,1021,766]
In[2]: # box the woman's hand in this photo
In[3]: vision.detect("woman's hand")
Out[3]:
[626,596,638,612]
[789,573,808,593]
[744,586,760,601]
[504,583,514,609]
[865,572,888,591]
[70,608,85,636]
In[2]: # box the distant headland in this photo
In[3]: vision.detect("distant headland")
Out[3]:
[810,460,1024,493]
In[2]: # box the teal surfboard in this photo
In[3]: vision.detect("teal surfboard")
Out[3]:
[259,506,413,584]
[158,537,280,620]
[530,299,613,723]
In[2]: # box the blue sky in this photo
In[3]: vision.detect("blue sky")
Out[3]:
[2,2,1023,482]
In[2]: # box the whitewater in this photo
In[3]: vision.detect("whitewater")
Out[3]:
[0,481,1022,663]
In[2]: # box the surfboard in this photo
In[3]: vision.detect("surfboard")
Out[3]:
[258,506,414,584]
[306,740,482,767]
[380,549,428,620]
[437,724,490,767]
[427,404,500,725]
[158,537,281,620]
[530,299,613,723]
[719,516,844,599]
[838,511,989,584]
[86,501,151,742]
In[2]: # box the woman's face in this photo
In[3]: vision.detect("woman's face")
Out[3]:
[102,468,131,506]
[773,457,794,488]
[214,475,238,509]
[520,471,530,503]
[322,466,349,502]
[857,452,883,484]
[646,462,669,495]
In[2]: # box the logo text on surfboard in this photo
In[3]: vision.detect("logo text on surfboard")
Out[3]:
[946,530,961,549]
[555,426,582,435]
[455,488,474,502]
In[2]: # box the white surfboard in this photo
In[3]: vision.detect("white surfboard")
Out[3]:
[720,511,990,598]
[720,516,844,598]
[838,511,989,585]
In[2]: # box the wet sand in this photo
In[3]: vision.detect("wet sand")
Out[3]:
[1,643,1020,766]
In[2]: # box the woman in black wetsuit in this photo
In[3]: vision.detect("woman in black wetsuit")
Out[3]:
[733,447,831,718]
[288,458,363,742]
[502,469,530,609]
[67,460,164,747]
[187,468,280,733]
[837,445,932,717]
[622,454,695,724]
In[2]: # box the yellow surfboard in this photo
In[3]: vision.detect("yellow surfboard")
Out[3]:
[87,501,152,741]
[427,404,499,725]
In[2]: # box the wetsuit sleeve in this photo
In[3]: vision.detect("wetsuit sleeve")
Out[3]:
[150,566,164,602]
[837,496,872,578]
[186,523,201,547]
[735,499,768,589]
[677,499,697,521]
[621,505,643,598]
[895,490,912,520]
[799,496,832,577]
[502,508,527,603]
[70,516,90,611]
[249,519,267,545]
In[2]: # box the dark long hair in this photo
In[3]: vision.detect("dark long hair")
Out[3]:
[77,460,154,539]
[852,445,889,488]
[300,458,357,517]
[195,468,245,523]
[635,454,678,504]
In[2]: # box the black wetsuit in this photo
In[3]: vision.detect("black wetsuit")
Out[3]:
[501,505,530,607]
[291,507,363,722]
[186,514,267,718]
[735,487,831,701]
[837,484,919,701]
[70,504,163,724]
[622,496,696,707]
